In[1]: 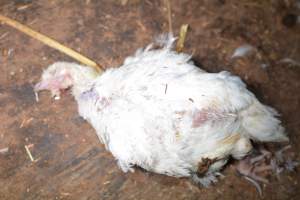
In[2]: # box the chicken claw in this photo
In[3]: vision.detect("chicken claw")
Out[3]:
[236,145,299,196]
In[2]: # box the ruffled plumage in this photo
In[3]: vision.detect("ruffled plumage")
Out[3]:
[35,35,288,186]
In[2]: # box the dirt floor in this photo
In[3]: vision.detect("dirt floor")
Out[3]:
[0,0,300,199]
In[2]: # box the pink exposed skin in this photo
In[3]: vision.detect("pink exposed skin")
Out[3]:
[35,71,112,109]
[192,108,210,128]
[192,107,231,128]
[34,73,73,100]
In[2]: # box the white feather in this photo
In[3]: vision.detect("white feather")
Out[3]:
[231,44,255,58]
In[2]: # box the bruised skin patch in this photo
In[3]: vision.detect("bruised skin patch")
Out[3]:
[97,97,111,108]
[80,88,111,110]
[80,88,99,100]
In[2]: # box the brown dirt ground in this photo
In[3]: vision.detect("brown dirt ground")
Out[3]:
[0,0,300,199]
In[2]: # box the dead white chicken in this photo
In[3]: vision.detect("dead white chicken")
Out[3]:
[34,36,288,186]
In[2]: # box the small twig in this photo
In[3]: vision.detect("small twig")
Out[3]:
[20,117,33,128]
[17,4,31,11]
[25,144,35,162]
[176,24,189,52]
[28,19,38,25]
[137,20,146,32]
[103,181,111,185]
[164,83,168,94]
[0,14,103,73]
[121,0,128,6]
[165,0,173,34]
[35,91,39,102]
[0,32,8,40]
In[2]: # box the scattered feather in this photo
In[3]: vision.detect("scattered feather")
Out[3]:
[231,44,255,58]
[279,58,300,67]
[268,145,299,178]
[0,147,9,154]
[54,96,60,100]
[275,145,291,162]
[260,63,269,70]
[285,158,299,171]
[34,91,39,102]
[7,48,13,57]
[154,33,176,49]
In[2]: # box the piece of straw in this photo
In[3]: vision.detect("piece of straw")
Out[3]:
[0,147,9,154]
[24,145,35,162]
[165,0,173,34]
[176,24,189,53]
[0,14,102,73]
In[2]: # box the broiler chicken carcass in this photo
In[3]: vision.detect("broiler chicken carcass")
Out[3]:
[34,36,288,186]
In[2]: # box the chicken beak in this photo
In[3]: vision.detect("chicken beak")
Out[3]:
[34,81,48,102]
[34,80,61,102]
[34,80,49,92]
